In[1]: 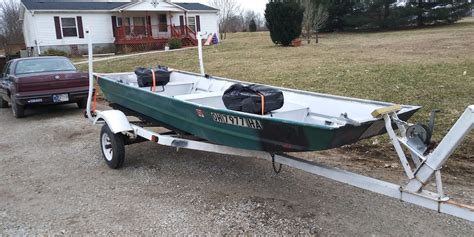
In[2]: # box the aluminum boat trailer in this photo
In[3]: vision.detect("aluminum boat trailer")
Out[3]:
[90,105,474,222]
[84,30,473,222]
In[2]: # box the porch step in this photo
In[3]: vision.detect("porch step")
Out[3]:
[181,37,198,47]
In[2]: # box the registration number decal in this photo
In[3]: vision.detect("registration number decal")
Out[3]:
[211,112,263,130]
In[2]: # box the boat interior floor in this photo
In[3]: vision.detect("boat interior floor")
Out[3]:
[103,72,417,127]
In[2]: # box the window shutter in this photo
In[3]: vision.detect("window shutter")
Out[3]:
[146,15,152,36]
[111,16,117,37]
[54,16,62,39]
[196,15,201,32]
[77,16,84,38]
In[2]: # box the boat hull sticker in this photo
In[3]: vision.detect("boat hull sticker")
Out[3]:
[211,112,263,130]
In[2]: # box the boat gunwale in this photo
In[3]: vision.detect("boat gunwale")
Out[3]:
[95,70,421,129]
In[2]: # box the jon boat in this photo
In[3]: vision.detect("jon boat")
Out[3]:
[96,70,420,152]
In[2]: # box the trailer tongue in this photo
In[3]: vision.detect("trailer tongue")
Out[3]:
[84,29,473,222]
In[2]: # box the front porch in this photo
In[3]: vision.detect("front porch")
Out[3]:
[112,12,199,49]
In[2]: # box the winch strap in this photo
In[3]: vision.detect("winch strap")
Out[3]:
[257,92,265,115]
[151,70,157,92]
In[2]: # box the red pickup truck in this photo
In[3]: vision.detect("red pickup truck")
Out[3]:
[0,57,89,118]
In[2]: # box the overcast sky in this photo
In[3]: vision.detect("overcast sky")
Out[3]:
[176,0,269,14]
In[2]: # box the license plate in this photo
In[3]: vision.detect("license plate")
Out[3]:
[52,93,69,103]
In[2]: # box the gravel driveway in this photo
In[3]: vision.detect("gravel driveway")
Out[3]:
[0,104,473,235]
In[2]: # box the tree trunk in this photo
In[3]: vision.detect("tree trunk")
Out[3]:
[306,28,311,44]
[383,1,390,28]
[315,30,319,44]
[384,1,390,19]
[417,0,424,27]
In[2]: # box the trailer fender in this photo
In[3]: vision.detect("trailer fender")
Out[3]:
[93,110,133,134]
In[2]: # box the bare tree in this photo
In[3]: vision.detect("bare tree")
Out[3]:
[0,0,23,52]
[209,0,241,39]
[312,3,328,44]
[254,13,265,31]
[298,0,329,44]
[242,10,257,31]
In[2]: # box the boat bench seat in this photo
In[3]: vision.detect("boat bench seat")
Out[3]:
[269,101,309,121]
[141,81,195,97]
[174,91,223,101]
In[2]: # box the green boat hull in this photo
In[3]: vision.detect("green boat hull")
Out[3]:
[98,76,417,152]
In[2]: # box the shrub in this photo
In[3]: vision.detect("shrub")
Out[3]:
[43,48,68,57]
[168,38,182,50]
[265,0,304,46]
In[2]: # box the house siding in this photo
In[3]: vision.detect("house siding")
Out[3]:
[31,12,115,46]
[21,0,220,55]
[172,12,219,36]
[23,11,117,54]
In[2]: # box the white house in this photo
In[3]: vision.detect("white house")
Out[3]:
[20,0,219,55]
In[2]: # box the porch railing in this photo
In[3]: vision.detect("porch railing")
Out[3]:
[115,24,197,45]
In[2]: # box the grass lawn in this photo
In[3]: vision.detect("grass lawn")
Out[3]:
[78,18,474,159]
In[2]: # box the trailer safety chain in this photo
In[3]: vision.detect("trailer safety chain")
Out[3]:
[271,154,282,174]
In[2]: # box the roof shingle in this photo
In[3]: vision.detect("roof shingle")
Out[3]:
[21,0,130,11]
[173,2,218,11]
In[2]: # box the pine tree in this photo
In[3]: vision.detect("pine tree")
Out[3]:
[265,0,304,46]
[249,19,257,32]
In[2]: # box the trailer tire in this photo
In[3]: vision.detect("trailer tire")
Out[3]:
[100,124,125,169]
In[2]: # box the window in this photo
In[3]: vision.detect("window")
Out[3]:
[187,16,196,32]
[15,58,76,75]
[116,17,123,27]
[133,17,145,26]
[61,17,78,37]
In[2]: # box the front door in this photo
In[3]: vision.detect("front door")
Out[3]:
[179,15,185,34]
[132,17,145,35]
[158,14,167,32]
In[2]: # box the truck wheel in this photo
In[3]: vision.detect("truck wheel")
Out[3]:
[100,124,125,169]
[11,97,25,118]
[77,99,87,109]
[0,97,8,108]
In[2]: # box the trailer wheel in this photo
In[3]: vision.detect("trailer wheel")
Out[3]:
[100,124,125,169]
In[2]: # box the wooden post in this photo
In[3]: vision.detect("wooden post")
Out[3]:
[184,11,188,36]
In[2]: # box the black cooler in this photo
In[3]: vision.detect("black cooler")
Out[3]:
[134,66,171,88]
[222,84,284,115]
